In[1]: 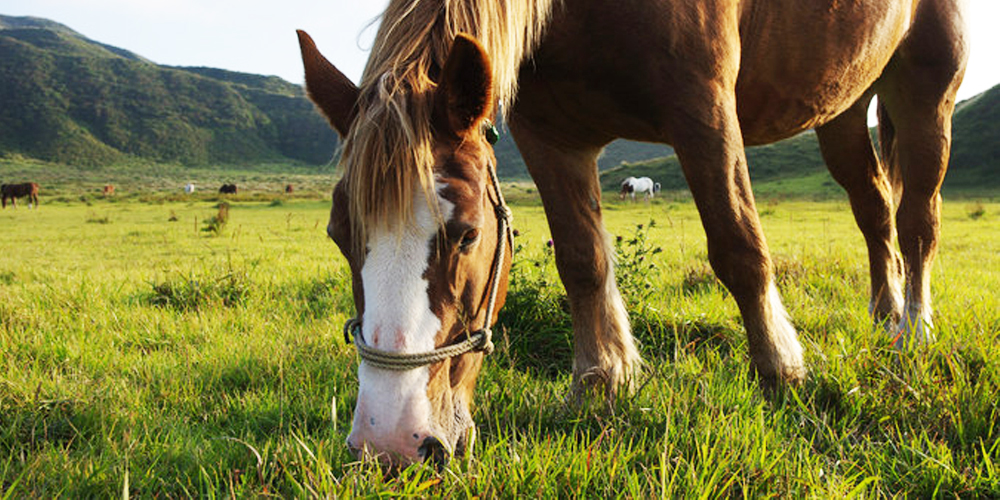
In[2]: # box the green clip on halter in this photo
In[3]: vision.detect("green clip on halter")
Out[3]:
[342,120,511,371]
[483,119,500,145]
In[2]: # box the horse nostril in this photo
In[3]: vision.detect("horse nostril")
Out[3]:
[417,436,450,467]
[346,439,362,459]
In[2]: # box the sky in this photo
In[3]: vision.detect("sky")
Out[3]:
[3,0,998,102]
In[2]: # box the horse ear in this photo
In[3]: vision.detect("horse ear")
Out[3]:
[435,34,494,137]
[297,30,359,137]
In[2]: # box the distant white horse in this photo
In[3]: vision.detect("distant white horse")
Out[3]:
[184,183,196,194]
[619,176,661,201]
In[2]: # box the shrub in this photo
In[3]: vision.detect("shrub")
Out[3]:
[614,219,662,307]
[145,263,254,311]
[202,202,230,235]
[967,202,986,220]
[85,213,110,224]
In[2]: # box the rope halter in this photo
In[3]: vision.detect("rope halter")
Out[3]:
[342,131,512,371]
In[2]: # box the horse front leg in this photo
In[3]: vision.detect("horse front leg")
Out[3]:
[673,100,806,386]
[510,120,642,399]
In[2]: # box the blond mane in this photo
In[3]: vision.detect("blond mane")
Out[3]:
[341,0,558,242]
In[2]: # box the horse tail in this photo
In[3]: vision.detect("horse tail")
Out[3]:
[876,99,902,203]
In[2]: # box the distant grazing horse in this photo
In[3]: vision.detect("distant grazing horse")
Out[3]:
[298,0,966,465]
[103,185,115,196]
[1,182,40,209]
[619,176,660,201]
[219,184,238,194]
[285,184,294,194]
[619,177,634,200]
[184,183,196,194]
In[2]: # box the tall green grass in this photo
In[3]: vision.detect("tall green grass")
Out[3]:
[1,196,998,496]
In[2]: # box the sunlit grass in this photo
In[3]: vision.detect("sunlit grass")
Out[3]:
[1,195,998,496]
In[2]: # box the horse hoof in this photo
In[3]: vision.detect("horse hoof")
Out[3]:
[891,304,935,348]
[568,366,615,404]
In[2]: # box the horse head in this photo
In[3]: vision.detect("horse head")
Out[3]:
[619,177,636,200]
[299,30,511,466]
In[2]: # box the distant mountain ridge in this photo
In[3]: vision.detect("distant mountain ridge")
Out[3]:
[0,14,336,166]
[0,15,75,34]
[0,14,671,174]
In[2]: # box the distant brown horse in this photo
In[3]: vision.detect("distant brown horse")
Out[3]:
[1,182,40,209]
[285,184,294,194]
[299,0,966,465]
[103,185,115,196]
[219,184,238,194]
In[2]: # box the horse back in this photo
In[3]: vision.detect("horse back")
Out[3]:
[1,182,37,197]
[517,0,962,147]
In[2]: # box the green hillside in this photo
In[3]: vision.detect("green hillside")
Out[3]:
[491,123,673,180]
[600,87,1000,196]
[600,131,830,193]
[947,84,1000,190]
[0,15,336,167]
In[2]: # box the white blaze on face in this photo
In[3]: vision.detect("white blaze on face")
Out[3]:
[348,185,455,458]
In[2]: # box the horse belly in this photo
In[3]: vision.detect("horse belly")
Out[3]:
[735,0,914,144]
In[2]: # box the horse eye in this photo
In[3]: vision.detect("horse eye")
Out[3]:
[459,228,481,251]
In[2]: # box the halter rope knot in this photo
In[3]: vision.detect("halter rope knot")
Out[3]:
[341,156,510,371]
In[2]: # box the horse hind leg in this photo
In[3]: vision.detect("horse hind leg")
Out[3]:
[816,94,904,329]
[510,121,642,398]
[876,1,967,347]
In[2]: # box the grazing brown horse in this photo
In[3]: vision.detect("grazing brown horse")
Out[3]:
[299,0,966,465]
[103,185,115,196]
[1,182,40,209]
[219,184,238,194]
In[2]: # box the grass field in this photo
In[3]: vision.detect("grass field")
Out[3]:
[1,189,998,497]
